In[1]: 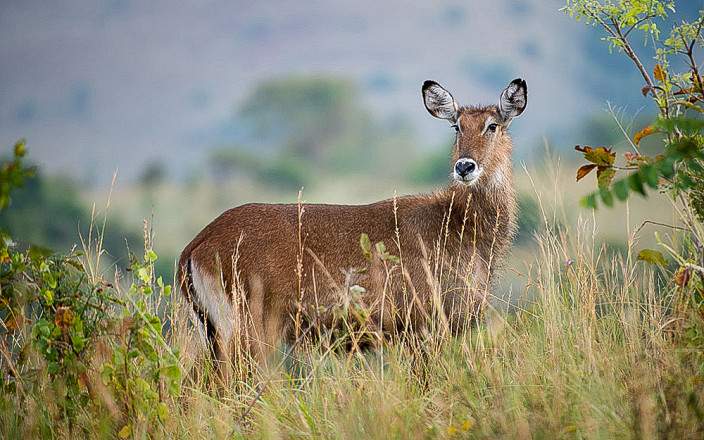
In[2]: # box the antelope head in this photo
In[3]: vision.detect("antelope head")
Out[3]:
[422,78,527,187]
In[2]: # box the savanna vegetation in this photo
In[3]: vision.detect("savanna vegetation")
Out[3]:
[1,0,704,438]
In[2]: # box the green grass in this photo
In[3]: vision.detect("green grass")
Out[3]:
[159,222,700,438]
[3,163,703,439]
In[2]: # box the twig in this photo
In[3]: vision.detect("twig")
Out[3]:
[611,18,659,102]
[633,220,689,237]
[584,6,659,104]
[684,262,704,275]
[623,14,658,39]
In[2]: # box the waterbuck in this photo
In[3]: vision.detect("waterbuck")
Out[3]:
[178,78,527,373]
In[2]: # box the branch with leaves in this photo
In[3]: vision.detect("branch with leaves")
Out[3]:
[565,1,704,300]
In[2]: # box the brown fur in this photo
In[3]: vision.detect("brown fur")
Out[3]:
[177,103,518,370]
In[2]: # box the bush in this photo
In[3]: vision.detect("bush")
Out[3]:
[0,142,180,436]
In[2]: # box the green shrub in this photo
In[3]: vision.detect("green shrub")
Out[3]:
[0,142,181,436]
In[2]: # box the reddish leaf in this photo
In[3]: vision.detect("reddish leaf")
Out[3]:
[653,64,666,82]
[674,266,691,288]
[674,87,696,96]
[576,164,597,181]
[4,316,24,330]
[624,151,641,165]
[55,306,74,331]
[633,125,657,145]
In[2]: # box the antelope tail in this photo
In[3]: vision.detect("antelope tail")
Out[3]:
[181,258,235,357]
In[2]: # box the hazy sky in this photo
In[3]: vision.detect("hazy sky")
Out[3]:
[1,0,699,183]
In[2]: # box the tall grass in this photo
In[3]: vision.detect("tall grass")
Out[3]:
[160,172,702,438]
[3,167,703,439]
[166,218,700,438]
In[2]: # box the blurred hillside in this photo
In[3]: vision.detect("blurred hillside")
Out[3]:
[1,0,700,185]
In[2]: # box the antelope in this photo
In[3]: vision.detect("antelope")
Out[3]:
[178,78,527,374]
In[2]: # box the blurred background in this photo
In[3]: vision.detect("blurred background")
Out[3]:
[1,0,698,291]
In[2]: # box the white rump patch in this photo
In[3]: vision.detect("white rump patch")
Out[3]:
[190,261,235,345]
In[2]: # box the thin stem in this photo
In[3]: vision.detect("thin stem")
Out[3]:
[584,7,663,112]
[682,18,704,97]
[623,14,657,39]
[611,18,659,102]
[607,101,640,154]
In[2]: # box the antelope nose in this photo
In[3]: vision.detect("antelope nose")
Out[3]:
[455,159,477,177]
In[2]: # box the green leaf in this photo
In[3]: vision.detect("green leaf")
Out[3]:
[43,289,54,306]
[70,318,85,351]
[689,158,704,174]
[13,139,26,157]
[157,402,169,422]
[628,173,646,196]
[136,331,158,362]
[583,147,616,166]
[640,164,659,188]
[375,241,386,255]
[359,233,372,260]
[44,271,57,289]
[580,193,598,209]
[659,157,675,178]
[612,179,629,201]
[637,249,668,267]
[161,364,181,381]
[48,361,60,375]
[599,187,614,207]
[656,116,704,135]
[677,173,695,190]
[670,137,700,158]
[118,424,132,439]
[145,249,158,263]
[137,267,150,284]
[596,167,616,189]
[100,363,114,385]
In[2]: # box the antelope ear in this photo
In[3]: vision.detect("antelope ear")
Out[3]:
[422,80,458,122]
[499,78,527,121]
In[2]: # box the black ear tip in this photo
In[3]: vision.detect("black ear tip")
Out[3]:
[422,80,438,91]
[516,78,527,89]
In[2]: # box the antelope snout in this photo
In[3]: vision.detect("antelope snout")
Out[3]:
[453,158,480,182]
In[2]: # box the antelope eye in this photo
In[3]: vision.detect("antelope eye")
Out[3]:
[487,123,498,133]
[451,124,459,132]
